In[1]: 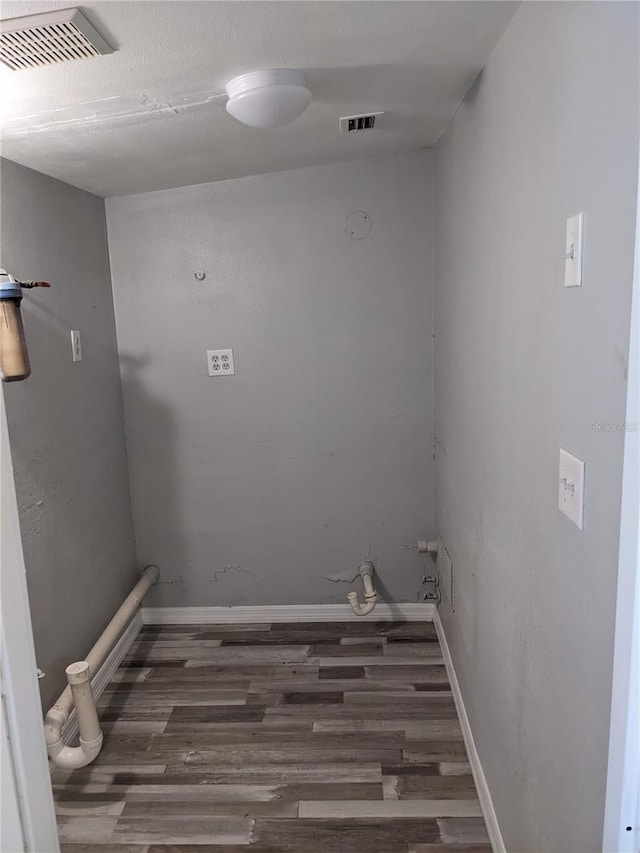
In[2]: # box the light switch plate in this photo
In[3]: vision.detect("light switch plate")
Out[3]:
[70,330,82,362]
[564,212,584,287]
[559,448,585,529]
[207,349,234,376]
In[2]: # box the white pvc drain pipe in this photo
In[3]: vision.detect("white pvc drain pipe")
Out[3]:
[347,561,378,616]
[44,565,159,769]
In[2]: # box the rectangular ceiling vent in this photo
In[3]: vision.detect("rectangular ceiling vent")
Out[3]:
[339,112,384,135]
[0,8,113,71]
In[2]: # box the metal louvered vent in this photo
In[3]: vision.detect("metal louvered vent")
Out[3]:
[0,8,113,71]
[339,112,384,134]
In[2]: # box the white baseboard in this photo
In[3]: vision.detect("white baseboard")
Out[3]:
[142,602,435,625]
[59,610,144,746]
[433,608,505,853]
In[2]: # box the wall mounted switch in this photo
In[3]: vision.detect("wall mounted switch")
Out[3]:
[559,448,585,529]
[70,330,82,362]
[564,213,584,287]
[207,349,235,376]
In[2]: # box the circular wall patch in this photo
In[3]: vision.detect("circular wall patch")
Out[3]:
[345,211,372,240]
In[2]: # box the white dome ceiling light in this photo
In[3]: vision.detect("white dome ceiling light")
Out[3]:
[225,69,312,129]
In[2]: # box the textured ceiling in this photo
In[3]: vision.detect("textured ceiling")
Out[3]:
[1,1,517,197]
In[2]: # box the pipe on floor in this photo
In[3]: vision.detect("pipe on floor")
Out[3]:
[44,565,159,769]
[347,561,378,616]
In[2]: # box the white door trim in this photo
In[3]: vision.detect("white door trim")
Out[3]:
[1,391,59,852]
[1,697,25,853]
[602,151,640,852]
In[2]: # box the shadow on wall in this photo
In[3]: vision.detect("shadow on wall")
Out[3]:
[118,353,186,607]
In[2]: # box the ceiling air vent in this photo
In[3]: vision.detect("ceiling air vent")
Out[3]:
[0,8,113,71]
[339,112,384,134]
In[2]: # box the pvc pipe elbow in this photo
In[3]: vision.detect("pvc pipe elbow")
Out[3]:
[47,659,103,768]
[43,566,159,770]
[44,708,67,747]
[347,589,378,617]
[348,562,379,616]
[47,731,103,770]
[348,599,378,617]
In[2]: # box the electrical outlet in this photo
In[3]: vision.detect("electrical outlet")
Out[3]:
[70,330,82,362]
[207,349,235,377]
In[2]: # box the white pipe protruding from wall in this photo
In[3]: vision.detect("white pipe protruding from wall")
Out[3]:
[46,663,103,770]
[347,561,378,616]
[44,565,159,769]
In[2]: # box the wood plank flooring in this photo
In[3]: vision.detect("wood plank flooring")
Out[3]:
[53,620,490,852]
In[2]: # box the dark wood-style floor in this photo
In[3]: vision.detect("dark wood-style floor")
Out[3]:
[52,620,490,852]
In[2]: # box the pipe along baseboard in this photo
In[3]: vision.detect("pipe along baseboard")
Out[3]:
[45,565,159,769]
[347,561,378,616]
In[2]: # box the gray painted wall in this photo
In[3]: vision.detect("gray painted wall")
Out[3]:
[106,151,434,607]
[433,4,639,851]
[1,159,137,711]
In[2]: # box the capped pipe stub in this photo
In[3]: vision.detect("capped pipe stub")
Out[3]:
[65,661,91,684]
[144,564,161,583]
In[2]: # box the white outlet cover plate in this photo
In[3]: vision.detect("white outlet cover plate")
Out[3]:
[207,349,234,376]
[559,448,585,529]
[564,212,584,287]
